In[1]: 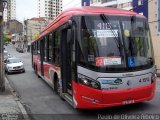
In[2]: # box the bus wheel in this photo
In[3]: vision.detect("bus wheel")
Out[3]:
[57,80,60,94]
[35,65,40,78]
[35,65,37,73]
[56,80,64,100]
[54,75,64,100]
[53,74,58,93]
[33,64,35,69]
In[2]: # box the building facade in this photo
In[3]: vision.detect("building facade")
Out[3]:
[5,20,23,34]
[90,0,132,10]
[38,0,62,20]
[5,20,23,48]
[24,17,47,52]
[7,0,16,20]
[82,0,90,6]
[158,0,160,32]
[132,0,148,18]
[148,0,160,74]
[3,8,7,22]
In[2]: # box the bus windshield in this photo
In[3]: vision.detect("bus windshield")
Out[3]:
[78,15,154,72]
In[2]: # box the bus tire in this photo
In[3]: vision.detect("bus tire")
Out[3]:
[35,65,40,78]
[35,65,37,73]
[53,74,58,93]
[33,63,36,70]
[53,74,64,100]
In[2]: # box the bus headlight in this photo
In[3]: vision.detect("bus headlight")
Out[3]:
[78,74,101,90]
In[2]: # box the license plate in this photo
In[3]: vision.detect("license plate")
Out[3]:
[122,99,135,105]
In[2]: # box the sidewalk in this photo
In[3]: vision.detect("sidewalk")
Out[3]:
[0,77,29,120]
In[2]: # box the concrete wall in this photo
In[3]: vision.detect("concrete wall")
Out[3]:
[148,0,160,74]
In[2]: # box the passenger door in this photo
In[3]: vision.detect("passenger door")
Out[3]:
[61,29,73,95]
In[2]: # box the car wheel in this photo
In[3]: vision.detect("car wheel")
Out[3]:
[6,70,10,75]
[5,69,7,74]
[22,69,25,73]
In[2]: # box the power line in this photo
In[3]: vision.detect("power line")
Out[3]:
[62,0,79,8]
[74,1,82,7]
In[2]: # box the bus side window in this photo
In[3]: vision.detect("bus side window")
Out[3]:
[34,42,37,55]
[53,31,61,66]
[32,43,35,55]
[43,38,45,61]
[44,36,49,62]
[53,32,55,63]
[48,33,53,63]
[37,41,40,54]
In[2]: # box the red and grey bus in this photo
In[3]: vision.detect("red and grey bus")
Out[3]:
[31,7,156,109]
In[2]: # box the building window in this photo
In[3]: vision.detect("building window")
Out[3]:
[138,0,143,6]
[120,3,123,8]
[155,1,157,4]
[155,14,157,17]
[53,31,61,65]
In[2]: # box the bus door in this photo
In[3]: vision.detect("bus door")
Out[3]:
[61,29,73,95]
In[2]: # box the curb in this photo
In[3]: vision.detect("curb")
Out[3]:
[17,101,30,120]
[5,77,30,120]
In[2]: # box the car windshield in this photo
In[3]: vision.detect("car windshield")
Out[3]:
[8,58,21,63]
[78,15,154,72]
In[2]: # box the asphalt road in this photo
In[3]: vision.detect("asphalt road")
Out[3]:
[5,44,160,120]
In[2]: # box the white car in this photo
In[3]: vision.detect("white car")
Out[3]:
[4,50,11,61]
[4,57,25,74]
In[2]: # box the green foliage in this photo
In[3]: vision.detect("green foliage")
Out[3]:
[3,34,11,42]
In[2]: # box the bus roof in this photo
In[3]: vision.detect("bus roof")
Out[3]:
[33,6,144,42]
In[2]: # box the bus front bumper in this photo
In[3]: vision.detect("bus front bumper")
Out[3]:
[75,81,156,109]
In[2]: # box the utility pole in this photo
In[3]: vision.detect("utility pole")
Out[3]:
[0,0,7,92]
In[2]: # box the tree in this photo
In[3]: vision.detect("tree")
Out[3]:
[3,34,11,43]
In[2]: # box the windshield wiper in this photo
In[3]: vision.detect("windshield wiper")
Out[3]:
[100,14,123,51]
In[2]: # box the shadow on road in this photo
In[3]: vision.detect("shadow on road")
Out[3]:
[77,102,150,115]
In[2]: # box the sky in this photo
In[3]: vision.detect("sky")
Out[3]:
[16,0,37,22]
[16,0,81,22]
[63,0,81,10]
